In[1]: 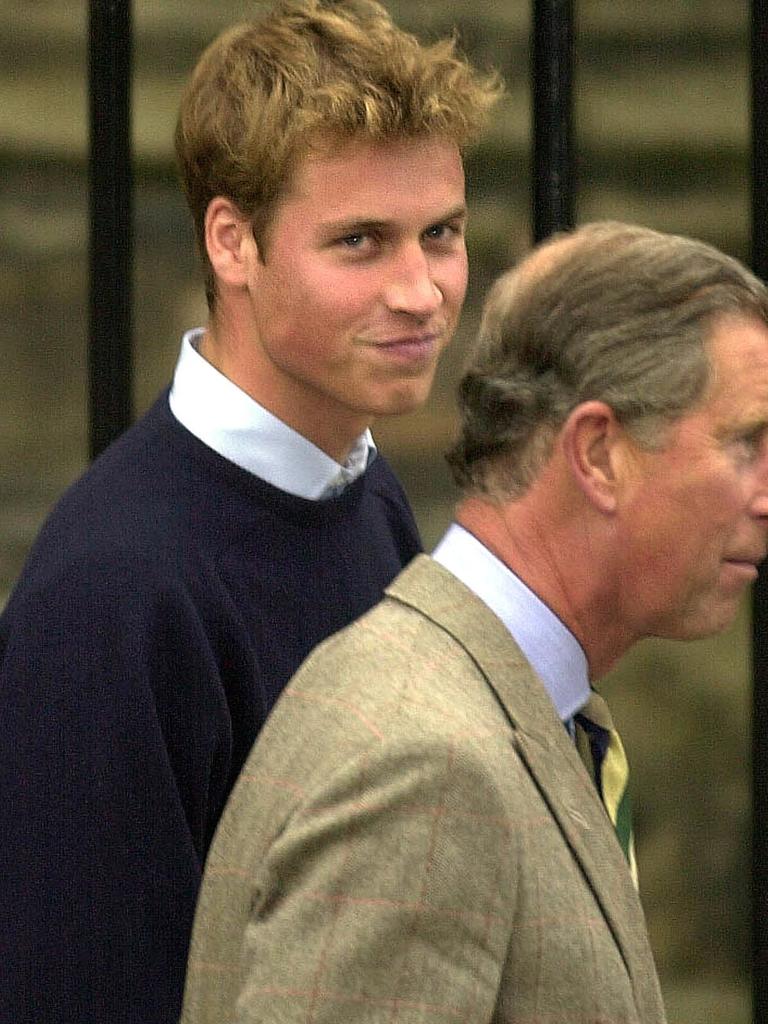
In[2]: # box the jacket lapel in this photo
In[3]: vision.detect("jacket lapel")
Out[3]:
[386,555,658,1010]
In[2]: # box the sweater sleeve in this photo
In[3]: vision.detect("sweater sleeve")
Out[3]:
[0,561,232,1024]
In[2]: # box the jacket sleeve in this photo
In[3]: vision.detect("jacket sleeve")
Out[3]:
[0,563,231,1024]
[217,735,517,1024]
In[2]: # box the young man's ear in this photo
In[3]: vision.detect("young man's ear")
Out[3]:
[204,197,255,289]
[560,400,626,514]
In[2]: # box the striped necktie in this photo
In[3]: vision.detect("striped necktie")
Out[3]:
[575,690,638,887]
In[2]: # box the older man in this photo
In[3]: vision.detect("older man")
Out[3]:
[180,222,768,1023]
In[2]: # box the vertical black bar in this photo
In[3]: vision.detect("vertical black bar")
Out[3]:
[531,0,575,242]
[754,4,768,1020]
[88,0,133,460]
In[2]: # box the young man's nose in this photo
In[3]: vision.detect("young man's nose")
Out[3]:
[383,245,442,317]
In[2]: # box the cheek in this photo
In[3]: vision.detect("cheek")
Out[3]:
[273,276,361,338]
[304,271,380,329]
[272,294,365,372]
[655,486,738,581]
[440,256,468,310]
[686,475,748,536]
[625,485,707,572]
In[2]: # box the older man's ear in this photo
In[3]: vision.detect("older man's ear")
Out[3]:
[560,400,632,515]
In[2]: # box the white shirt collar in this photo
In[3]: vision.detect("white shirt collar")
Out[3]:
[168,328,375,499]
[432,523,590,722]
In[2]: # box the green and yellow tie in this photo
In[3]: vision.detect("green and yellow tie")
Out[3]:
[575,690,638,888]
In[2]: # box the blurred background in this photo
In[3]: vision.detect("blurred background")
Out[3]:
[0,1,753,1020]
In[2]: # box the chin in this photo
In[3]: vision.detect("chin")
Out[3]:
[666,605,743,641]
[372,388,433,418]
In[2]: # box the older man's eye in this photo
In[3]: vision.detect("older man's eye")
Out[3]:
[734,428,768,460]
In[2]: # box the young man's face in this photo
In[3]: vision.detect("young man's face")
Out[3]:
[237,136,468,459]
[617,314,768,641]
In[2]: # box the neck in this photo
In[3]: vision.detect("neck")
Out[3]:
[199,322,367,464]
[455,491,636,679]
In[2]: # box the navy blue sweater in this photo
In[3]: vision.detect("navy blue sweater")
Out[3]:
[0,393,420,1024]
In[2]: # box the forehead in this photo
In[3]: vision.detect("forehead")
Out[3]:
[704,314,768,411]
[279,135,466,221]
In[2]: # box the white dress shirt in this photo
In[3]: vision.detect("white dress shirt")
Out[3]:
[433,523,590,722]
[168,328,375,499]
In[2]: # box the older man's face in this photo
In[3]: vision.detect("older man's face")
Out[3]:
[617,314,768,641]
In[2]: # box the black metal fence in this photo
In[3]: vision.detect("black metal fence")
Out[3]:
[88,0,132,460]
[532,0,574,242]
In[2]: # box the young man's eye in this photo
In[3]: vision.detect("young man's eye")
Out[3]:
[423,221,464,244]
[338,233,370,249]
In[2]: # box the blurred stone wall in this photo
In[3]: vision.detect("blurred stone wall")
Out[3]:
[0,2,754,1020]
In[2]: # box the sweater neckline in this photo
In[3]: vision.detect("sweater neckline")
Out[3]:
[153,390,380,522]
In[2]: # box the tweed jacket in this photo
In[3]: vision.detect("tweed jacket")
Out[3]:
[180,555,667,1023]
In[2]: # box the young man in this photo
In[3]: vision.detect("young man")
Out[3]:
[180,222,768,1023]
[0,3,500,1022]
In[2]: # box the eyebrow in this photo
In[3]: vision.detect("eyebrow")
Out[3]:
[718,417,768,441]
[321,204,469,235]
